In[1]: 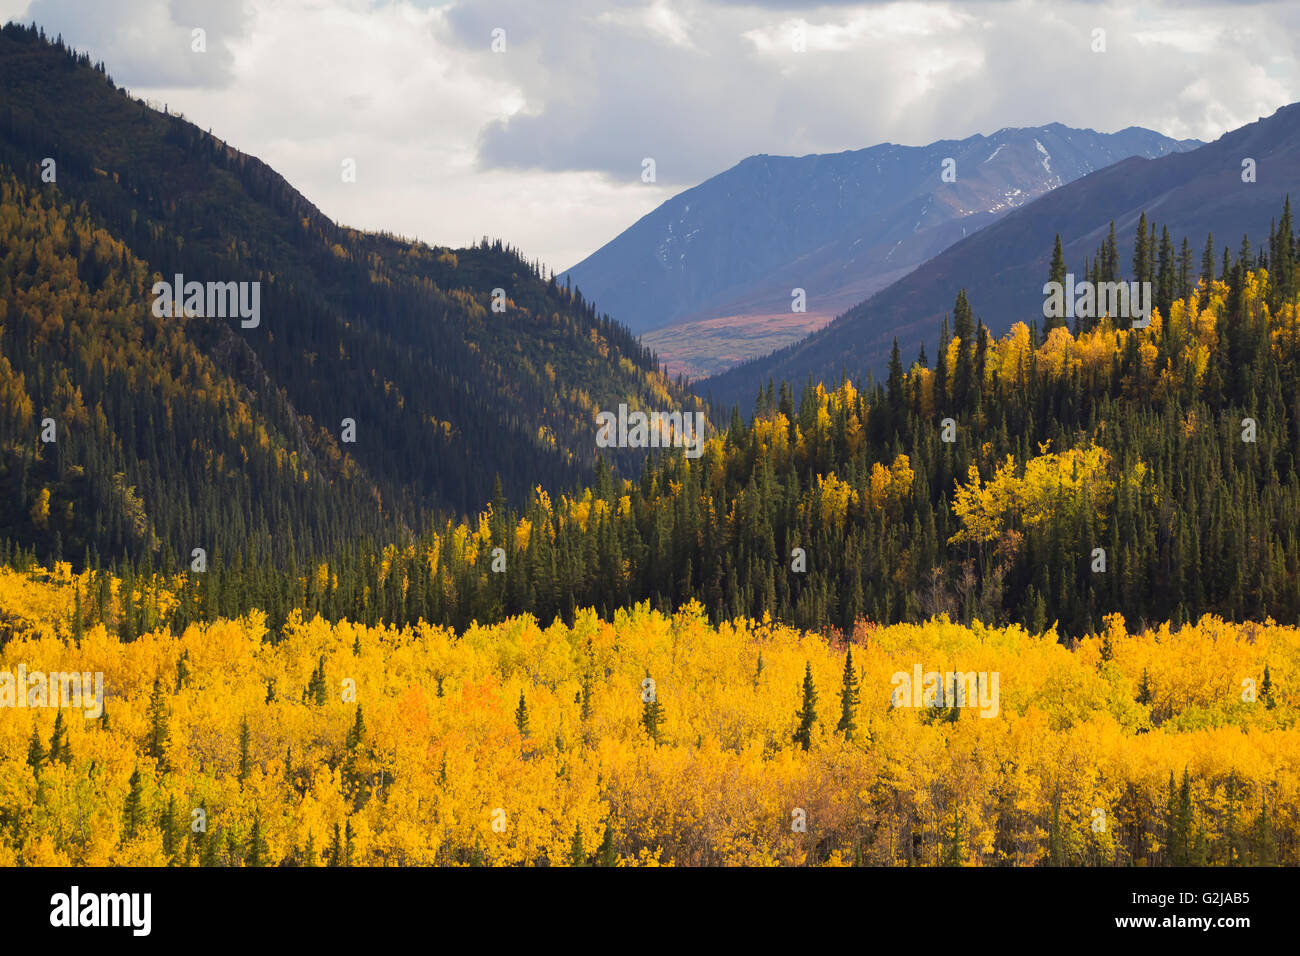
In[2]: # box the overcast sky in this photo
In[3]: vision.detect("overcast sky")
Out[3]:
[5,0,1297,271]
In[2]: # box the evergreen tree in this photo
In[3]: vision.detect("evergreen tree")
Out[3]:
[48,711,69,764]
[835,647,860,740]
[569,824,586,866]
[327,822,342,867]
[199,827,219,867]
[161,794,182,864]
[514,691,530,737]
[1047,795,1064,865]
[245,815,268,867]
[941,804,965,866]
[1046,233,1068,334]
[1173,769,1193,866]
[952,289,976,400]
[597,820,617,867]
[1251,790,1275,865]
[122,767,144,840]
[237,716,251,783]
[1137,668,1153,706]
[1104,221,1119,281]
[579,672,593,723]
[1133,212,1151,286]
[641,681,664,745]
[1157,225,1176,318]
[145,676,170,772]
[26,726,45,775]
[792,661,818,751]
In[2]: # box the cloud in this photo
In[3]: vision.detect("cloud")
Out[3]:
[598,0,698,49]
[3,0,1298,273]
[20,0,251,86]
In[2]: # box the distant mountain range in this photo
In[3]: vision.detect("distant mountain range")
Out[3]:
[563,124,1201,377]
[702,101,1300,411]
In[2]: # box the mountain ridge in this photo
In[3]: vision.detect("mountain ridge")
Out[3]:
[563,121,1200,377]
[701,101,1300,410]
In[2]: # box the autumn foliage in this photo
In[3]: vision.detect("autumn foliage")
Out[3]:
[1,565,1295,866]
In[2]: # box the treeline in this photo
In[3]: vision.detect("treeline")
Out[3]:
[13,198,1298,642]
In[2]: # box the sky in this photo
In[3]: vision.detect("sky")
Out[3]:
[5,0,1298,272]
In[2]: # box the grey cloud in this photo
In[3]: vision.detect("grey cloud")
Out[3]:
[22,0,251,88]
[468,0,1300,185]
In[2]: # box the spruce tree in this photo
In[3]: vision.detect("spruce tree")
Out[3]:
[597,820,617,867]
[1047,795,1064,865]
[952,289,975,401]
[245,815,268,867]
[26,727,45,775]
[1173,769,1193,865]
[1133,212,1150,286]
[199,827,219,867]
[514,691,530,737]
[224,828,242,868]
[579,672,592,722]
[346,706,366,750]
[1137,668,1153,705]
[48,711,69,764]
[122,767,144,840]
[237,716,251,783]
[641,682,664,744]
[792,661,818,751]
[1104,221,1119,281]
[327,822,342,867]
[161,794,181,864]
[1047,234,1067,333]
[145,676,170,772]
[941,805,964,866]
[1251,790,1275,865]
[836,647,860,740]
[1157,225,1175,318]
[569,824,586,866]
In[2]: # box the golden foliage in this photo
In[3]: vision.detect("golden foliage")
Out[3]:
[1,567,1296,866]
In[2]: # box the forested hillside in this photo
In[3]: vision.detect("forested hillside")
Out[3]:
[14,198,1296,643]
[0,24,700,568]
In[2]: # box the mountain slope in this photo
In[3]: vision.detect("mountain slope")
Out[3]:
[0,24,701,567]
[703,101,1300,410]
[563,124,1199,376]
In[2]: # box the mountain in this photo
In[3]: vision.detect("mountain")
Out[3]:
[702,101,1300,411]
[0,24,701,568]
[562,124,1200,377]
